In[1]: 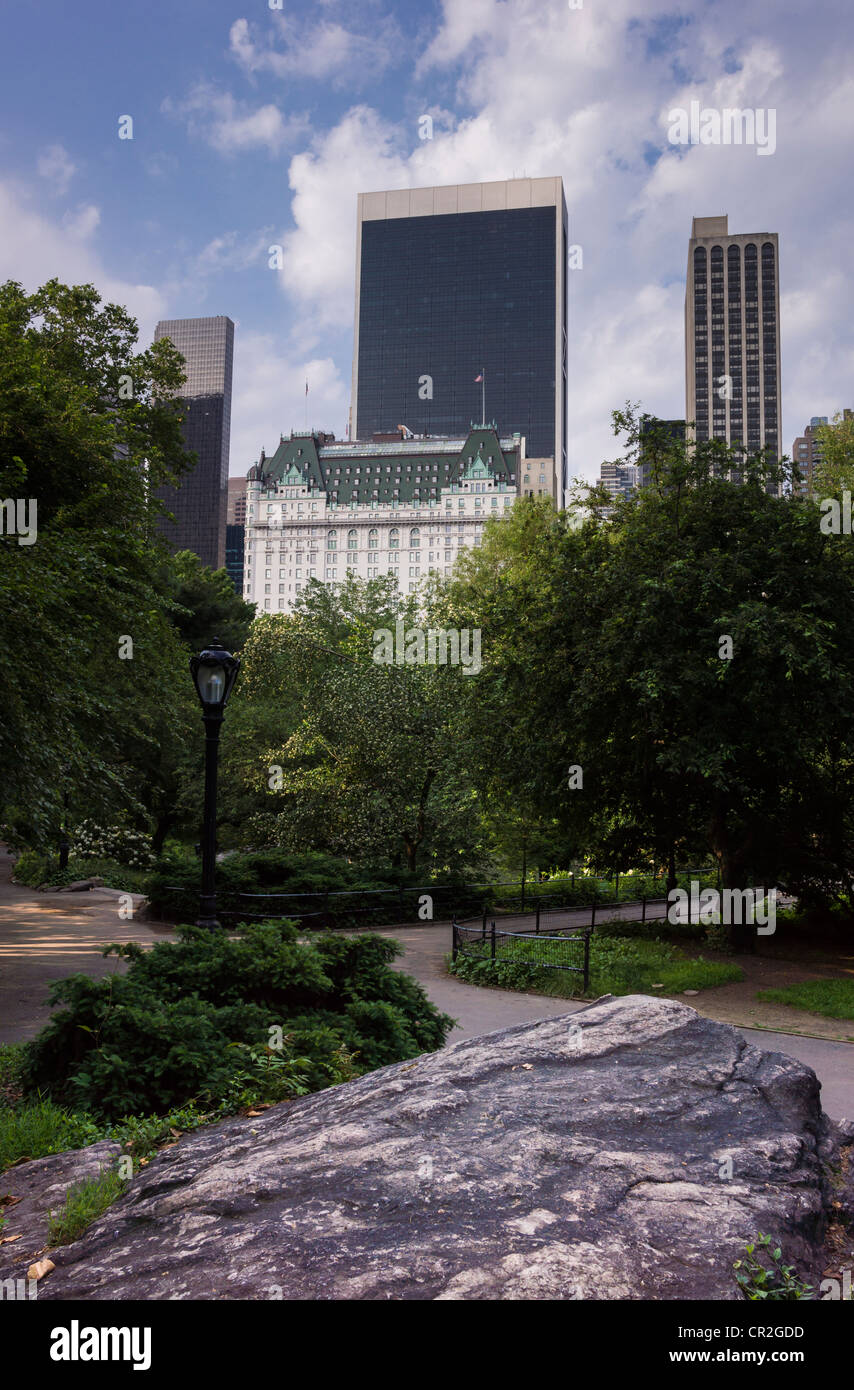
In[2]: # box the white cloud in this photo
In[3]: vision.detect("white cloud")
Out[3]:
[36,143,76,195]
[162,84,309,156]
[230,331,350,474]
[274,0,854,475]
[0,179,165,344]
[62,204,100,240]
[229,13,400,89]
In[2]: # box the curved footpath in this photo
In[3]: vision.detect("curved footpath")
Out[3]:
[0,848,850,1120]
[376,923,854,1122]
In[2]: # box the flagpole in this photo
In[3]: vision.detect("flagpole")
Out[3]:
[482,368,485,426]
[305,378,308,430]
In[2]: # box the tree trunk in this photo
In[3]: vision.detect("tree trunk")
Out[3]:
[151,813,174,858]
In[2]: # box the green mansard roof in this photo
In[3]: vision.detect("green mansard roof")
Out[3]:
[253,427,519,505]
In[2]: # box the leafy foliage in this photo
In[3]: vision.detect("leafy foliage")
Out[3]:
[21,920,454,1118]
[733,1234,814,1300]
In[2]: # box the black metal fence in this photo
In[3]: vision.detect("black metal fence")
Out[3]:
[452,915,591,991]
[201,868,718,933]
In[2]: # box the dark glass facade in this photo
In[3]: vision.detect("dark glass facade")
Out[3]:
[225,523,244,593]
[355,208,561,462]
[154,317,234,570]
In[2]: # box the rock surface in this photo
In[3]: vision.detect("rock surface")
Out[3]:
[0,1141,121,1281]
[33,996,847,1300]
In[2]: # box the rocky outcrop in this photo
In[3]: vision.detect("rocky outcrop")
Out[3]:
[0,1141,121,1282]
[27,996,849,1300]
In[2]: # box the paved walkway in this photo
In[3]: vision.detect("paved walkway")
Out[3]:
[0,848,173,1045]
[376,923,854,1121]
[0,851,850,1120]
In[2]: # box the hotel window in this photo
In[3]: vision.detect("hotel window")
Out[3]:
[369,528,379,549]
[264,583,271,594]
[389,529,399,549]
[348,529,358,550]
[265,599,271,609]
[327,531,337,549]
[326,568,337,579]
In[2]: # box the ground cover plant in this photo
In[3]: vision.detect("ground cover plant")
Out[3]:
[449,931,742,1000]
[20,919,454,1119]
[757,979,854,1020]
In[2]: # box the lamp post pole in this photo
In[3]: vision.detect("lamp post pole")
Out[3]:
[197,707,223,929]
[189,638,241,931]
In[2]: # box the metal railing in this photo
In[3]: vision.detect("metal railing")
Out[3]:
[452,915,591,990]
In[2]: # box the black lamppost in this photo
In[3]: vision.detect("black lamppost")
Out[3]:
[189,638,240,928]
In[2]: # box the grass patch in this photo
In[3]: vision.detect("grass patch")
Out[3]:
[450,932,742,999]
[0,1097,106,1170]
[757,978,854,1020]
[47,1168,127,1246]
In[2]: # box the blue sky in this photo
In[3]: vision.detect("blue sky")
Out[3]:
[1,0,852,479]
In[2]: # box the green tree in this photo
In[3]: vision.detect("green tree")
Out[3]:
[0,279,193,848]
[162,549,256,654]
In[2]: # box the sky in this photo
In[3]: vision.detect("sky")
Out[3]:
[1,0,852,482]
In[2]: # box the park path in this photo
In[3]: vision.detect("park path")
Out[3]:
[0,851,850,1120]
[376,923,854,1122]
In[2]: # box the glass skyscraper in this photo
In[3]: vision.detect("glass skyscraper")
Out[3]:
[351,179,567,503]
[153,316,234,570]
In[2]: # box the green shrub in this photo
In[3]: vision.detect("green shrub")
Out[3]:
[12,852,149,893]
[20,920,454,1119]
[71,820,154,867]
[145,850,484,927]
[733,1234,814,1300]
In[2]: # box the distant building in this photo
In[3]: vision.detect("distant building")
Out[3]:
[227,476,247,525]
[792,411,852,495]
[638,418,686,489]
[153,316,234,569]
[225,477,247,590]
[599,462,638,500]
[685,216,781,489]
[351,177,568,505]
[243,425,545,614]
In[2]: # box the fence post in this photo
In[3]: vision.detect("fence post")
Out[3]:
[590,899,597,933]
[482,906,487,939]
[571,872,575,890]
[583,930,591,993]
[490,922,496,961]
[452,919,458,964]
[535,901,541,935]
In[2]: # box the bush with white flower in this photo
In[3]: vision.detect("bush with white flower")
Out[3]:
[70,821,155,868]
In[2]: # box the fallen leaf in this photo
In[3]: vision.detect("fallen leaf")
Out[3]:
[521,1063,533,1070]
[0,1234,23,1244]
[27,1258,55,1281]
[0,1194,23,1208]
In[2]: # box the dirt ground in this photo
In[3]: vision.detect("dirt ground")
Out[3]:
[680,920,854,1042]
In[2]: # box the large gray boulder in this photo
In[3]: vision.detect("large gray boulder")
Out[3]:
[33,996,848,1300]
